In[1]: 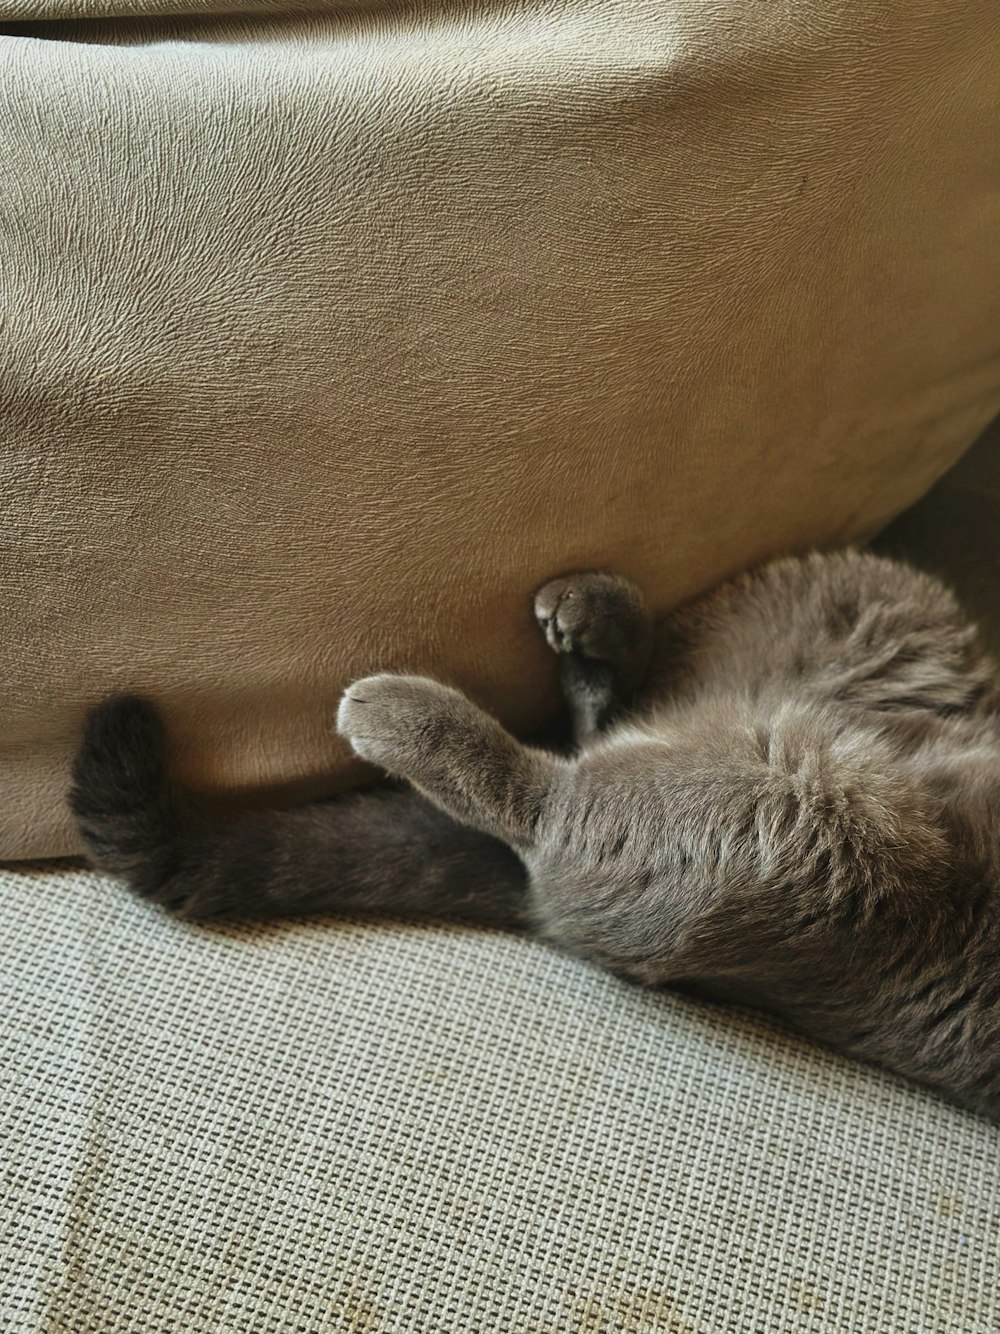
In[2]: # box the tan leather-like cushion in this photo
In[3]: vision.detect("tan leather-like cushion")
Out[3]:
[2,1,1000,858]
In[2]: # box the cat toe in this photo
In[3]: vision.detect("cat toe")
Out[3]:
[534,578,579,653]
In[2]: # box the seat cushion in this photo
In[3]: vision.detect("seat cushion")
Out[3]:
[4,862,999,1332]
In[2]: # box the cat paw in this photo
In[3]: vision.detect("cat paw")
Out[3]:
[337,674,458,774]
[534,572,648,666]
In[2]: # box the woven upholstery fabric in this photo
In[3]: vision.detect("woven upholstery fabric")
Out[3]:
[3,864,998,1332]
[4,0,1000,860]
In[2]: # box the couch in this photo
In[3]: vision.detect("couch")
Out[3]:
[3,3,999,1330]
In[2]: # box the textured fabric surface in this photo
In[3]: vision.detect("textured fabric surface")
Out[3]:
[3,862,999,1333]
[3,0,1000,858]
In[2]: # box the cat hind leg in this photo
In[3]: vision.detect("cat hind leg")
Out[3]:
[534,571,653,742]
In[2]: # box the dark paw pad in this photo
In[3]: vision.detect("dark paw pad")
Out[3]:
[533,572,647,665]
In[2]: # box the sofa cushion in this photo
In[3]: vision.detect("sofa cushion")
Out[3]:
[4,862,999,1332]
[3,0,1000,856]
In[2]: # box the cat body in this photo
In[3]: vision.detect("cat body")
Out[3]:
[71,551,1000,1120]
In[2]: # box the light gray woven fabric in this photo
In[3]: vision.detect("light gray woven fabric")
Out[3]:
[3,863,999,1333]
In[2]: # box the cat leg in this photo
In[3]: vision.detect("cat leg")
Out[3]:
[534,572,653,743]
[337,674,561,850]
[800,552,999,716]
[680,551,998,718]
[71,694,529,926]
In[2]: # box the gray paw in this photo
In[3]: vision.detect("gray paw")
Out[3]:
[533,572,647,664]
[337,674,454,772]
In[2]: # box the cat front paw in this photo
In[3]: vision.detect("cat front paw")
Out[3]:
[534,572,648,666]
[337,674,459,774]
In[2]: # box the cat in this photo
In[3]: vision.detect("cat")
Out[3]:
[70,550,1000,1122]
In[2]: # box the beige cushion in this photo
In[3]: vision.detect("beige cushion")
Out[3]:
[5,862,999,1331]
[3,0,1000,857]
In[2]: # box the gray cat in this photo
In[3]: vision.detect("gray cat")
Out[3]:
[70,551,1000,1121]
